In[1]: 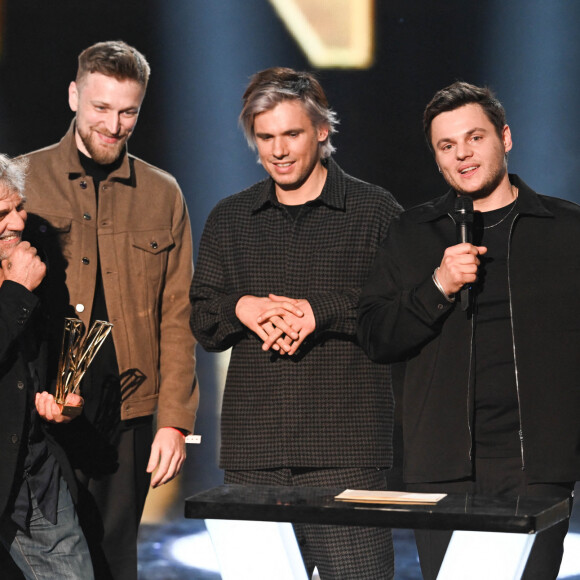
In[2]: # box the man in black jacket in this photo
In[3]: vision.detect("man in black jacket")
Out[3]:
[0,154,93,579]
[358,81,580,580]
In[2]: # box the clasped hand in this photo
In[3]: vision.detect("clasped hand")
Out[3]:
[0,241,46,291]
[236,294,316,355]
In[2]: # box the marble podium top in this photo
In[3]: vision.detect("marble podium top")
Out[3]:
[185,484,570,534]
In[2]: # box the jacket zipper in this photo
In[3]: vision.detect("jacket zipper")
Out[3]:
[453,210,525,467]
[448,210,476,462]
[467,313,475,461]
[507,211,526,470]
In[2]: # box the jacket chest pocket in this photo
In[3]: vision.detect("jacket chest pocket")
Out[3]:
[131,230,174,286]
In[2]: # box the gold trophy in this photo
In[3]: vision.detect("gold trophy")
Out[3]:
[55,317,113,418]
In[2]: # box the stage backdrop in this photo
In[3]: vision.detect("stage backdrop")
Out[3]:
[1,0,579,519]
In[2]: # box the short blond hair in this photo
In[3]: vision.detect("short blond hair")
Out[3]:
[76,40,150,88]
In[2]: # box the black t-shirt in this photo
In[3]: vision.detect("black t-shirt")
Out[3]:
[472,200,521,458]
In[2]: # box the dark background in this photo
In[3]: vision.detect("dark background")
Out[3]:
[2,0,579,510]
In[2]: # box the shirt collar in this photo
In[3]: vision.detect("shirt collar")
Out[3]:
[411,174,553,224]
[58,118,133,182]
[251,157,345,214]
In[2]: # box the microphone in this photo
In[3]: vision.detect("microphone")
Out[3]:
[454,196,474,311]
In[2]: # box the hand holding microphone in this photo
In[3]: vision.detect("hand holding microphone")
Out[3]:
[433,196,486,310]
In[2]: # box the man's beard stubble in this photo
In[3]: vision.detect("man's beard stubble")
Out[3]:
[0,232,22,261]
[79,127,127,165]
[454,163,508,202]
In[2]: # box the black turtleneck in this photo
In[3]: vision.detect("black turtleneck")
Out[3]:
[77,150,122,433]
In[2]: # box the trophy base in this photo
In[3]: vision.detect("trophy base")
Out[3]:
[59,403,83,418]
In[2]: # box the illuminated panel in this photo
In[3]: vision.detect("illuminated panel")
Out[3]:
[268,0,374,68]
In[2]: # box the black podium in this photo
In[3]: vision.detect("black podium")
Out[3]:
[185,484,570,579]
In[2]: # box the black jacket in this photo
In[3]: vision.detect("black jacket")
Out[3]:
[358,175,580,484]
[0,280,75,517]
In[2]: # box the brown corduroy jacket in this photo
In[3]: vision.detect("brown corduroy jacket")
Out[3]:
[21,121,198,432]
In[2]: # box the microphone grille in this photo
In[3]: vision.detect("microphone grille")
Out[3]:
[454,196,474,223]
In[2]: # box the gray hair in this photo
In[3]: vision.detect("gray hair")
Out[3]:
[239,67,339,159]
[0,154,28,201]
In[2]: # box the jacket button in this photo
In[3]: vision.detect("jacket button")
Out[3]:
[80,180,88,189]
[83,213,92,220]
[150,241,158,250]
[11,435,18,444]
[76,304,85,313]
[82,257,90,265]
[437,303,444,310]
[17,381,24,390]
